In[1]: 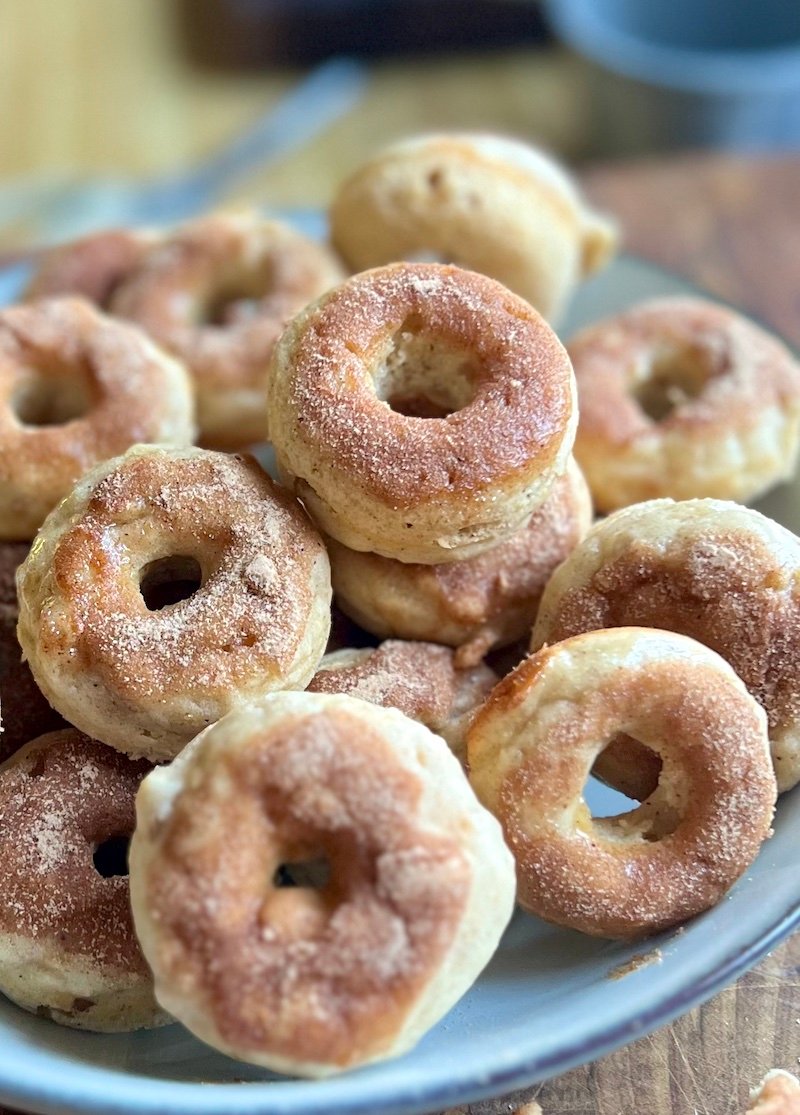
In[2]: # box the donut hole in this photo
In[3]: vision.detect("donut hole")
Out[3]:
[632,347,709,422]
[200,266,274,327]
[586,736,680,842]
[273,855,331,890]
[375,319,480,418]
[92,834,130,878]
[139,555,203,611]
[12,369,91,427]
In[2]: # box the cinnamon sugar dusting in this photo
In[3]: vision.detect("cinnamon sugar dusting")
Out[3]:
[147,708,471,1065]
[0,729,150,971]
[42,449,327,699]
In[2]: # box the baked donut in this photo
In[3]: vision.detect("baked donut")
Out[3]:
[268,262,577,564]
[327,458,592,664]
[569,297,800,511]
[0,298,195,541]
[0,728,167,1031]
[329,133,616,322]
[16,446,331,761]
[747,1071,800,1114]
[112,211,344,448]
[468,627,776,939]
[530,499,800,793]
[129,691,516,1076]
[24,228,155,309]
[0,542,65,761]
[307,641,496,762]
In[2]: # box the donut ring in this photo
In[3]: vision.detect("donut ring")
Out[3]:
[112,211,344,448]
[129,692,516,1076]
[569,297,800,511]
[326,458,592,665]
[530,498,800,793]
[0,298,195,541]
[24,228,155,309]
[329,133,617,322]
[0,729,167,1031]
[307,641,497,762]
[468,628,776,939]
[16,446,331,761]
[0,542,65,762]
[268,262,577,564]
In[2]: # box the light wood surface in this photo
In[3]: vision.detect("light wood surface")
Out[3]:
[1,4,798,1113]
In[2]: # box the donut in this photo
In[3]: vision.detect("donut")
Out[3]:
[468,627,776,939]
[329,133,617,322]
[748,1072,800,1114]
[568,297,800,512]
[111,211,344,448]
[530,499,800,793]
[16,446,332,761]
[0,298,195,541]
[129,691,516,1076]
[24,228,155,309]
[268,261,577,564]
[307,640,497,762]
[0,542,65,761]
[0,728,167,1031]
[326,458,592,665]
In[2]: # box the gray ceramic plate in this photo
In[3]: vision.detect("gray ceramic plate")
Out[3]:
[0,250,797,1115]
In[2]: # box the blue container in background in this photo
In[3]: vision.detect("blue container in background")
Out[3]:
[543,0,800,152]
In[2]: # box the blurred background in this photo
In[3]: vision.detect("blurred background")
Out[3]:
[2,0,800,251]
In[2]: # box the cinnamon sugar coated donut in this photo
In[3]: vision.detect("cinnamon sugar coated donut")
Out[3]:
[748,1071,800,1114]
[468,628,776,938]
[329,133,616,322]
[327,458,592,664]
[112,211,344,447]
[531,499,800,793]
[129,692,516,1076]
[23,228,155,308]
[16,446,331,761]
[0,298,195,540]
[308,641,496,762]
[0,542,65,761]
[0,729,167,1031]
[268,262,578,563]
[569,297,800,511]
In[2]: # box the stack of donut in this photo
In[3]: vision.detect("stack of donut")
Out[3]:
[0,130,797,1081]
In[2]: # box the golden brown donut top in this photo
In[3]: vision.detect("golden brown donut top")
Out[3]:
[748,1072,800,1115]
[39,448,328,700]
[0,729,151,972]
[143,706,471,1066]
[274,262,574,509]
[112,212,343,391]
[0,298,191,506]
[24,229,153,309]
[570,297,800,446]
[538,514,800,743]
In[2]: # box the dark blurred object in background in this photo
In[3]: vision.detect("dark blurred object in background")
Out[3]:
[178,0,551,67]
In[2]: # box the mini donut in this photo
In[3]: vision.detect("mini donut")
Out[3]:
[530,499,800,793]
[268,261,577,564]
[568,297,800,512]
[24,228,155,309]
[0,298,195,541]
[307,640,497,762]
[0,542,65,761]
[329,133,617,322]
[0,728,167,1031]
[16,446,332,761]
[112,211,344,448]
[129,691,516,1076]
[326,458,592,665]
[468,627,776,939]
[747,1071,800,1114]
